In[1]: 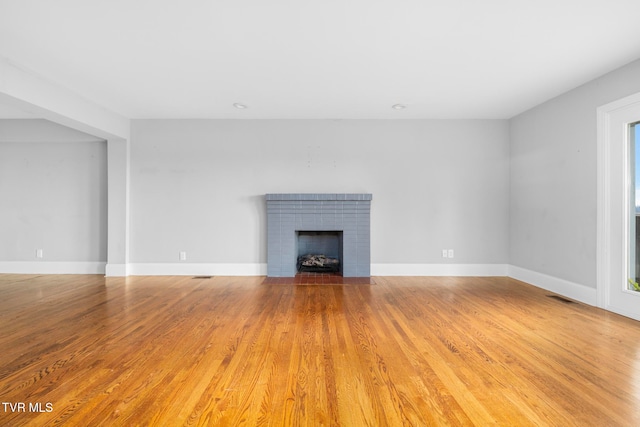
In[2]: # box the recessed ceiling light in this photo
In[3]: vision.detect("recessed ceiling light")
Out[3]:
[392,104,407,110]
[233,103,248,109]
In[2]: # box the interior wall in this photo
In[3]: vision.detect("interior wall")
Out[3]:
[509,58,640,289]
[130,119,509,267]
[0,119,107,263]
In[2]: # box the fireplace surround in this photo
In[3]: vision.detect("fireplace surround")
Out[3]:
[266,193,372,277]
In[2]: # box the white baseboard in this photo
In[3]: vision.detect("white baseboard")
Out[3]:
[105,263,129,277]
[0,261,597,307]
[508,265,597,306]
[128,263,267,276]
[0,261,106,275]
[371,263,509,276]
[104,262,509,277]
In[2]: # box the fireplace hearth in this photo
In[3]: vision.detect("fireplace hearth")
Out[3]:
[266,193,372,277]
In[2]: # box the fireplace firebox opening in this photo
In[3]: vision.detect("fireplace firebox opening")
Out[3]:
[296,231,343,274]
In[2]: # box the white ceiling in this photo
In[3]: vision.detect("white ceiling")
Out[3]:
[1,0,640,120]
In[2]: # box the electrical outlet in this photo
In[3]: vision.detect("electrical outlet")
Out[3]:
[179,251,187,261]
[442,249,448,258]
[448,249,454,258]
[36,249,43,259]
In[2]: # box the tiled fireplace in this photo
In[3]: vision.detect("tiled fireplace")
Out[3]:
[266,193,372,277]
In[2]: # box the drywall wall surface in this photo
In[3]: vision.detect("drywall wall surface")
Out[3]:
[130,119,509,265]
[509,59,640,288]
[0,119,107,262]
[0,118,104,142]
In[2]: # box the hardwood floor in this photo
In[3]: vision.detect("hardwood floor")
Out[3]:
[1,274,639,426]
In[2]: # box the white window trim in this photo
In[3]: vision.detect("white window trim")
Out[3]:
[597,91,640,317]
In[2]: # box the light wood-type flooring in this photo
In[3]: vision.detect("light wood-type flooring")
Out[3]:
[1,274,639,426]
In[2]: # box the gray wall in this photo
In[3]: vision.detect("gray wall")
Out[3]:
[131,120,510,266]
[0,119,107,262]
[510,59,640,288]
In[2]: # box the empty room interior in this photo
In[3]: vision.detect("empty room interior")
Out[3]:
[3,1,640,425]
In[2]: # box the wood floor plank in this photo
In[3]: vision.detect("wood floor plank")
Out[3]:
[1,274,640,426]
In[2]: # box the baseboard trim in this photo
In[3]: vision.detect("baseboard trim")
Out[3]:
[0,262,596,306]
[0,262,106,275]
[508,265,597,306]
[371,263,509,276]
[105,263,129,277]
[109,263,509,277]
[128,263,267,276]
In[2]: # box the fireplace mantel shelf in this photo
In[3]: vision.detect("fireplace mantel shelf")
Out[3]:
[266,193,372,201]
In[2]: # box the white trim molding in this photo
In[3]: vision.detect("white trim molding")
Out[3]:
[0,261,600,309]
[123,263,509,277]
[128,263,268,276]
[597,90,640,319]
[371,263,509,276]
[508,265,597,306]
[0,262,106,275]
[105,263,129,277]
